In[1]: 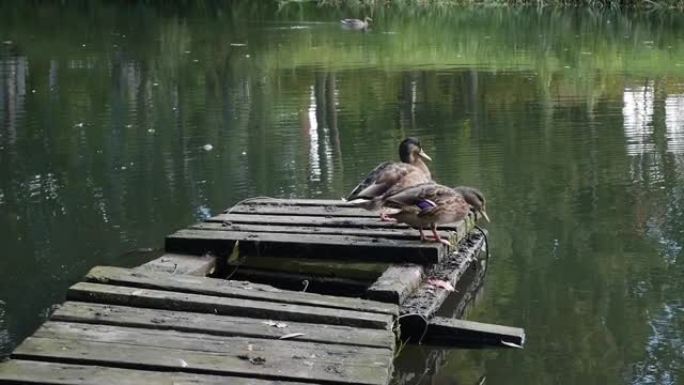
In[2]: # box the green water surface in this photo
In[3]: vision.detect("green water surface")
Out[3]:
[1,2,683,384]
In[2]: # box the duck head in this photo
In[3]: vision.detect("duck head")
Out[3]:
[399,137,432,164]
[454,186,490,222]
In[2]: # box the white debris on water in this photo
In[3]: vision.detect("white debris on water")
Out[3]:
[203,144,213,151]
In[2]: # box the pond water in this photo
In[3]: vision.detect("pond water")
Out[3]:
[2,2,684,384]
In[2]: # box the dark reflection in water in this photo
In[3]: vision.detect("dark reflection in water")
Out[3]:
[1,2,684,384]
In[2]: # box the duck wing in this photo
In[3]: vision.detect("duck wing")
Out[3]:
[347,162,427,200]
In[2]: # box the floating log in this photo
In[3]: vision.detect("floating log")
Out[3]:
[365,265,424,304]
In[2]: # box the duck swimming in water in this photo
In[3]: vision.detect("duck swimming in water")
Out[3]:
[384,183,471,246]
[346,137,432,220]
[340,16,372,31]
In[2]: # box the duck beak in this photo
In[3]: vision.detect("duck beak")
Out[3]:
[418,150,432,162]
[480,210,491,223]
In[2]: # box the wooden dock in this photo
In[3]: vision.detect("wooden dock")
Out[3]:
[0,198,523,385]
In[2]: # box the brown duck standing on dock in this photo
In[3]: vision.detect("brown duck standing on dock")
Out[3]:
[340,16,372,31]
[383,183,472,246]
[453,185,490,222]
[345,137,432,220]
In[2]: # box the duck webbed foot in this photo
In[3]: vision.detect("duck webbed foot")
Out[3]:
[425,225,452,246]
[379,212,397,222]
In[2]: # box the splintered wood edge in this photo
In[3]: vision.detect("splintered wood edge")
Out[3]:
[365,265,424,304]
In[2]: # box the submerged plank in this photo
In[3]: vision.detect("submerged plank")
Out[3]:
[51,302,394,348]
[85,266,397,315]
[230,268,370,296]
[15,322,393,385]
[67,282,393,329]
[365,265,424,304]
[421,317,525,348]
[135,253,216,276]
[227,256,387,281]
[0,360,308,385]
[166,229,446,265]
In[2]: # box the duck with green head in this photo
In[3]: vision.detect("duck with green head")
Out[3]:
[346,137,432,220]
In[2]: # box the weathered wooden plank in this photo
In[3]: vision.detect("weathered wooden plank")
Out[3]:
[85,266,397,315]
[399,230,487,342]
[51,301,395,348]
[193,222,457,240]
[135,253,217,276]
[0,360,308,385]
[226,198,353,208]
[230,268,370,296]
[228,202,377,217]
[166,229,446,265]
[210,213,465,233]
[67,282,393,329]
[365,265,424,304]
[420,317,525,348]
[15,322,393,385]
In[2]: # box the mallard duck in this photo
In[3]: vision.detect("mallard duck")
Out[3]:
[453,186,490,222]
[346,137,432,219]
[384,183,471,246]
[340,16,372,30]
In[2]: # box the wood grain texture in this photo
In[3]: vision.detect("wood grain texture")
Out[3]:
[193,222,454,240]
[210,213,464,232]
[14,322,393,385]
[67,282,393,329]
[85,266,397,315]
[51,301,395,348]
[0,360,309,385]
[135,253,216,276]
[399,230,487,342]
[165,229,446,265]
[365,265,424,304]
[422,317,525,348]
